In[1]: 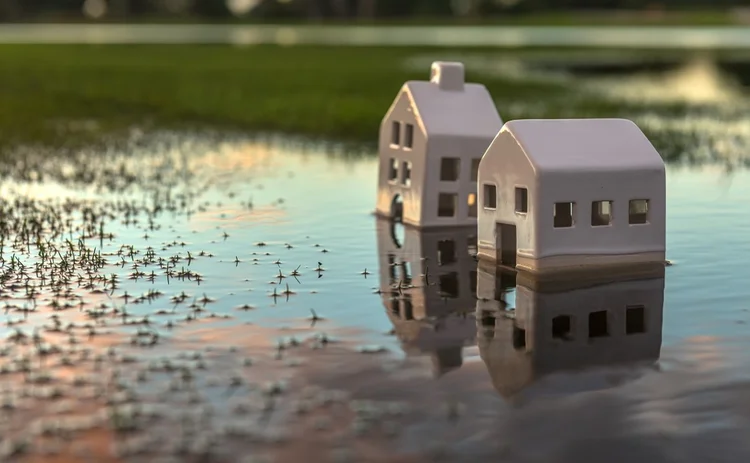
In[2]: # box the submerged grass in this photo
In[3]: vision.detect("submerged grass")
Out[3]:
[0,44,637,152]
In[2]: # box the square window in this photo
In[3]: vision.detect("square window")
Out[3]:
[515,187,528,213]
[401,161,412,187]
[552,315,572,340]
[440,157,460,181]
[629,199,649,224]
[437,193,457,217]
[404,123,414,149]
[468,193,477,217]
[588,310,609,338]
[626,305,646,334]
[437,239,456,266]
[438,272,459,299]
[591,200,613,226]
[388,158,398,182]
[554,202,575,228]
[483,184,497,209]
[391,121,401,146]
[471,158,480,182]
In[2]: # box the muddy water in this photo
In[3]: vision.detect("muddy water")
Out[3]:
[2,134,750,462]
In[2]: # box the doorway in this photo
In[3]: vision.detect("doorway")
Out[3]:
[496,223,517,268]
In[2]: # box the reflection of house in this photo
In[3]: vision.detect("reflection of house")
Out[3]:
[477,119,666,275]
[375,218,479,377]
[476,265,665,399]
[375,61,503,228]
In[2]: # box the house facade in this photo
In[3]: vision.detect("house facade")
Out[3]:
[476,265,665,400]
[376,61,503,228]
[477,118,666,274]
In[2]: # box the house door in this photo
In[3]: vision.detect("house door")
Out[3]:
[496,223,517,268]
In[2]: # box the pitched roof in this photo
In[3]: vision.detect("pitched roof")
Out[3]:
[501,118,664,173]
[392,61,502,139]
[405,81,503,139]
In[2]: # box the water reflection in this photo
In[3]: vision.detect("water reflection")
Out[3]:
[375,218,477,376]
[477,265,665,400]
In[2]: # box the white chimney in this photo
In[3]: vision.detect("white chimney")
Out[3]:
[430,61,465,91]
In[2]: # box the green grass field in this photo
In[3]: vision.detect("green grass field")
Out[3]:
[0,44,721,154]
[0,45,562,150]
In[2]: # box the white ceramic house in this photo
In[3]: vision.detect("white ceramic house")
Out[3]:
[476,118,666,275]
[375,218,477,376]
[476,266,664,400]
[375,61,504,228]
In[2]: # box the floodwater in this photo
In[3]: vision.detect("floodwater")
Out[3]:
[3,58,750,461]
[2,130,750,462]
[6,23,750,48]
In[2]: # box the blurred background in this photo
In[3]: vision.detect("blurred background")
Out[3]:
[3,0,750,23]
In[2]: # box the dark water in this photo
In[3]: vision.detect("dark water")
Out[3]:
[5,139,748,365]
[3,54,750,460]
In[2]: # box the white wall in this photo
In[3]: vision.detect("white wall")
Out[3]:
[376,90,426,227]
[419,134,489,228]
[535,166,666,259]
[477,132,537,261]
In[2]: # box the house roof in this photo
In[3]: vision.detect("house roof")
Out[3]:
[405,81,503,138]
[395,61,503,139]
[501,119,664,173]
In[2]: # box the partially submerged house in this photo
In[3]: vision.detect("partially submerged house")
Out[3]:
[476,118,666,275]
[375,218,478,377]
[476,265,665,400]
[376,61,504,228]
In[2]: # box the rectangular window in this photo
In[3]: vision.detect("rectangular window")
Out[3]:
[553,202,575,228]
[402,296,414,320]
[437,239,457,266]
[388,158,398,182]
[626,305,646,334]
[467,193,477,217]
[588,310,609,338]
[401,161,412,187]
[483,184,497,209]
[471,158,480,182]
[401,261,412,284]
[629,199,649,224]
[391,121,401,146]
[437,193,457,217]
[515,187,528,213]
[404,123,414,149]
[438,272,459,299]
[440,157,460,182]
[592,200,613,226]
[552,315,572,341]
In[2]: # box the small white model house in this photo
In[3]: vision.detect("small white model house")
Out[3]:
[476,118,666,275]
[375,61,504,228]
[376,218,477,376]
[476,266,664,400]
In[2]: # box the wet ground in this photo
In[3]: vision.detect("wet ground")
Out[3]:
[3,57,750,461]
